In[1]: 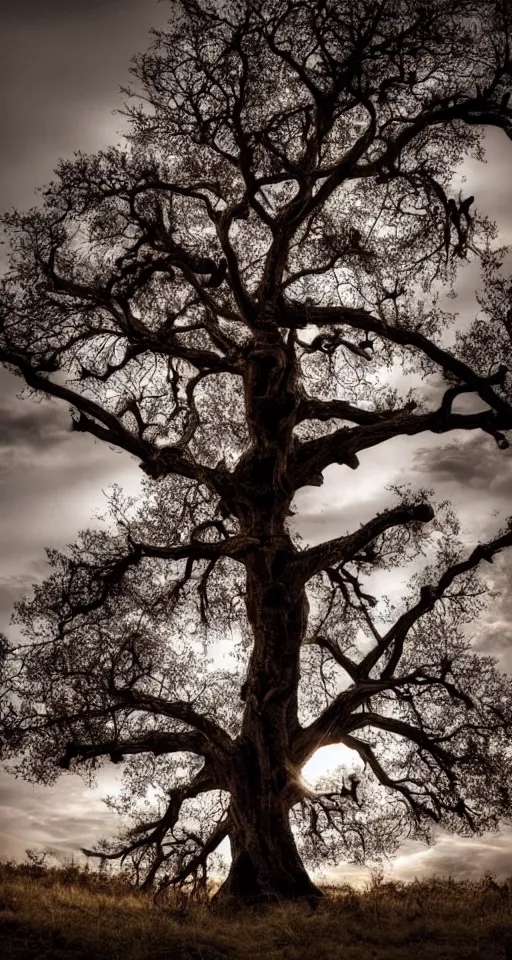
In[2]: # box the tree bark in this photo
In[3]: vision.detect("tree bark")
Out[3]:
[213,331,322,903]
[216,744,322,902]
[214,544,321,902]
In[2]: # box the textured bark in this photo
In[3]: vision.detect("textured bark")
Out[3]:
[217,744,322,902]
[212,328,320,901]
[218,809,323,902]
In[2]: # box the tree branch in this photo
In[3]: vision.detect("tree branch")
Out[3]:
[167,815,230,889]
[361,526,512,678]
[297,502,434,583]
[347,711,456,768]
[83,763,219,880]
[296,395,416,426]
[281,299,512,423]
[0,348,228,488]
[291,400,512,491]
[109,686,234,759]
[341,734,438,821]
[58,729,209,769]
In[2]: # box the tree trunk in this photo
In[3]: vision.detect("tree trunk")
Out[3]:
[216,751,322,902]
[214,561,322,903]
[215,331,320,903]
[218,821,322,903]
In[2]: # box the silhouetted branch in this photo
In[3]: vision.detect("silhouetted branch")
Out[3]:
[108,686,234,759]
[298,503,434,582]
[58,729,209,769]
[362,526,512,678]
[281,299,512,423]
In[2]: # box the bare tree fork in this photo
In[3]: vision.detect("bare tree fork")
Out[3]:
[281,301,512,422]
[2,0,512,902]
[292,402,511,492]
[83,765,224,893]
[295,525,512,763]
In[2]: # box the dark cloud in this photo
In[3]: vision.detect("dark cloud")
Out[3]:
[0,398,69,468]
[413,434,512,499]
[411,433,512,546]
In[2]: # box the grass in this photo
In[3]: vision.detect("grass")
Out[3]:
[1,858,512,959]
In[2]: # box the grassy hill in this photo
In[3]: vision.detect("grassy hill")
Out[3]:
[1,858,512,959]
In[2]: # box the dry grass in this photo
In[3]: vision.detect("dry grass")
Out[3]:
[1,859,512,959]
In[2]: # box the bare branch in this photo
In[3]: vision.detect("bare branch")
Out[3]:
[361,526,512,678]
[297,502,434,583]
[296,396,416,426]
[167,815,230,889]
[109,686,234,759]
[83,764,218,873]
[0,348,228,489]
[281,299,512,424]
[342,734,437,821]
[292,404,512,492]
[58,729,209,769]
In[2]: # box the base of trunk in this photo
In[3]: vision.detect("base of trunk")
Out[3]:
[214,847,323,905]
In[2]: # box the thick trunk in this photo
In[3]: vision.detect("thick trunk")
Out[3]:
[214,574,320,903]
[218,821,322,902]
[216,760,322,902]
[215,329,319,902]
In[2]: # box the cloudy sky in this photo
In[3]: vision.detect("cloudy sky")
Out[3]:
[1,0,512,884]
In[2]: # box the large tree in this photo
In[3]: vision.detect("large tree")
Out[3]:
[2,0,512,903]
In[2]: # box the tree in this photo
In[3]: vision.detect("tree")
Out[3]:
[1,0,512,904]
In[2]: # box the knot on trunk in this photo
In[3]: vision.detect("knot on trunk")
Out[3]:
[263,583,291,607]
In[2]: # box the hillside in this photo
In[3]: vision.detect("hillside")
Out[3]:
[1,859,512,959]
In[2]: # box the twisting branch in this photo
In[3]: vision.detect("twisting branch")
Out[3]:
[293,671,427,764]
[83,763,220,888]
[0,348,229,489]
[58,729,210,769]
[53,533,258,625]
[297,502,434,583]
[302,634,361,683]
[163,815,231,891]
[341,734,439,821]
[108,686,235,760]
[292,393,512,491]
[347,712,456,768]
[280,299,512,423]
[294,525,512,764]
[296,396,417,426]
[361,525,512,678]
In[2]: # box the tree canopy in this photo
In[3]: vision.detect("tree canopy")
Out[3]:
[1,0,512,901]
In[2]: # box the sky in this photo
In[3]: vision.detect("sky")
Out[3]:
[1,0,512,885]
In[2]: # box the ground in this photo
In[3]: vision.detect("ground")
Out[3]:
[1,860,512,959]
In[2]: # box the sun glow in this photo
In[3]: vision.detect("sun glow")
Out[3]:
[301,744,363,789]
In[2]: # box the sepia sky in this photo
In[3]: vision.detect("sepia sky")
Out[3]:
[1,0,512,884]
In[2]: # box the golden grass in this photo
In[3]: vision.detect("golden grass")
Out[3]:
[1,859,512,959]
